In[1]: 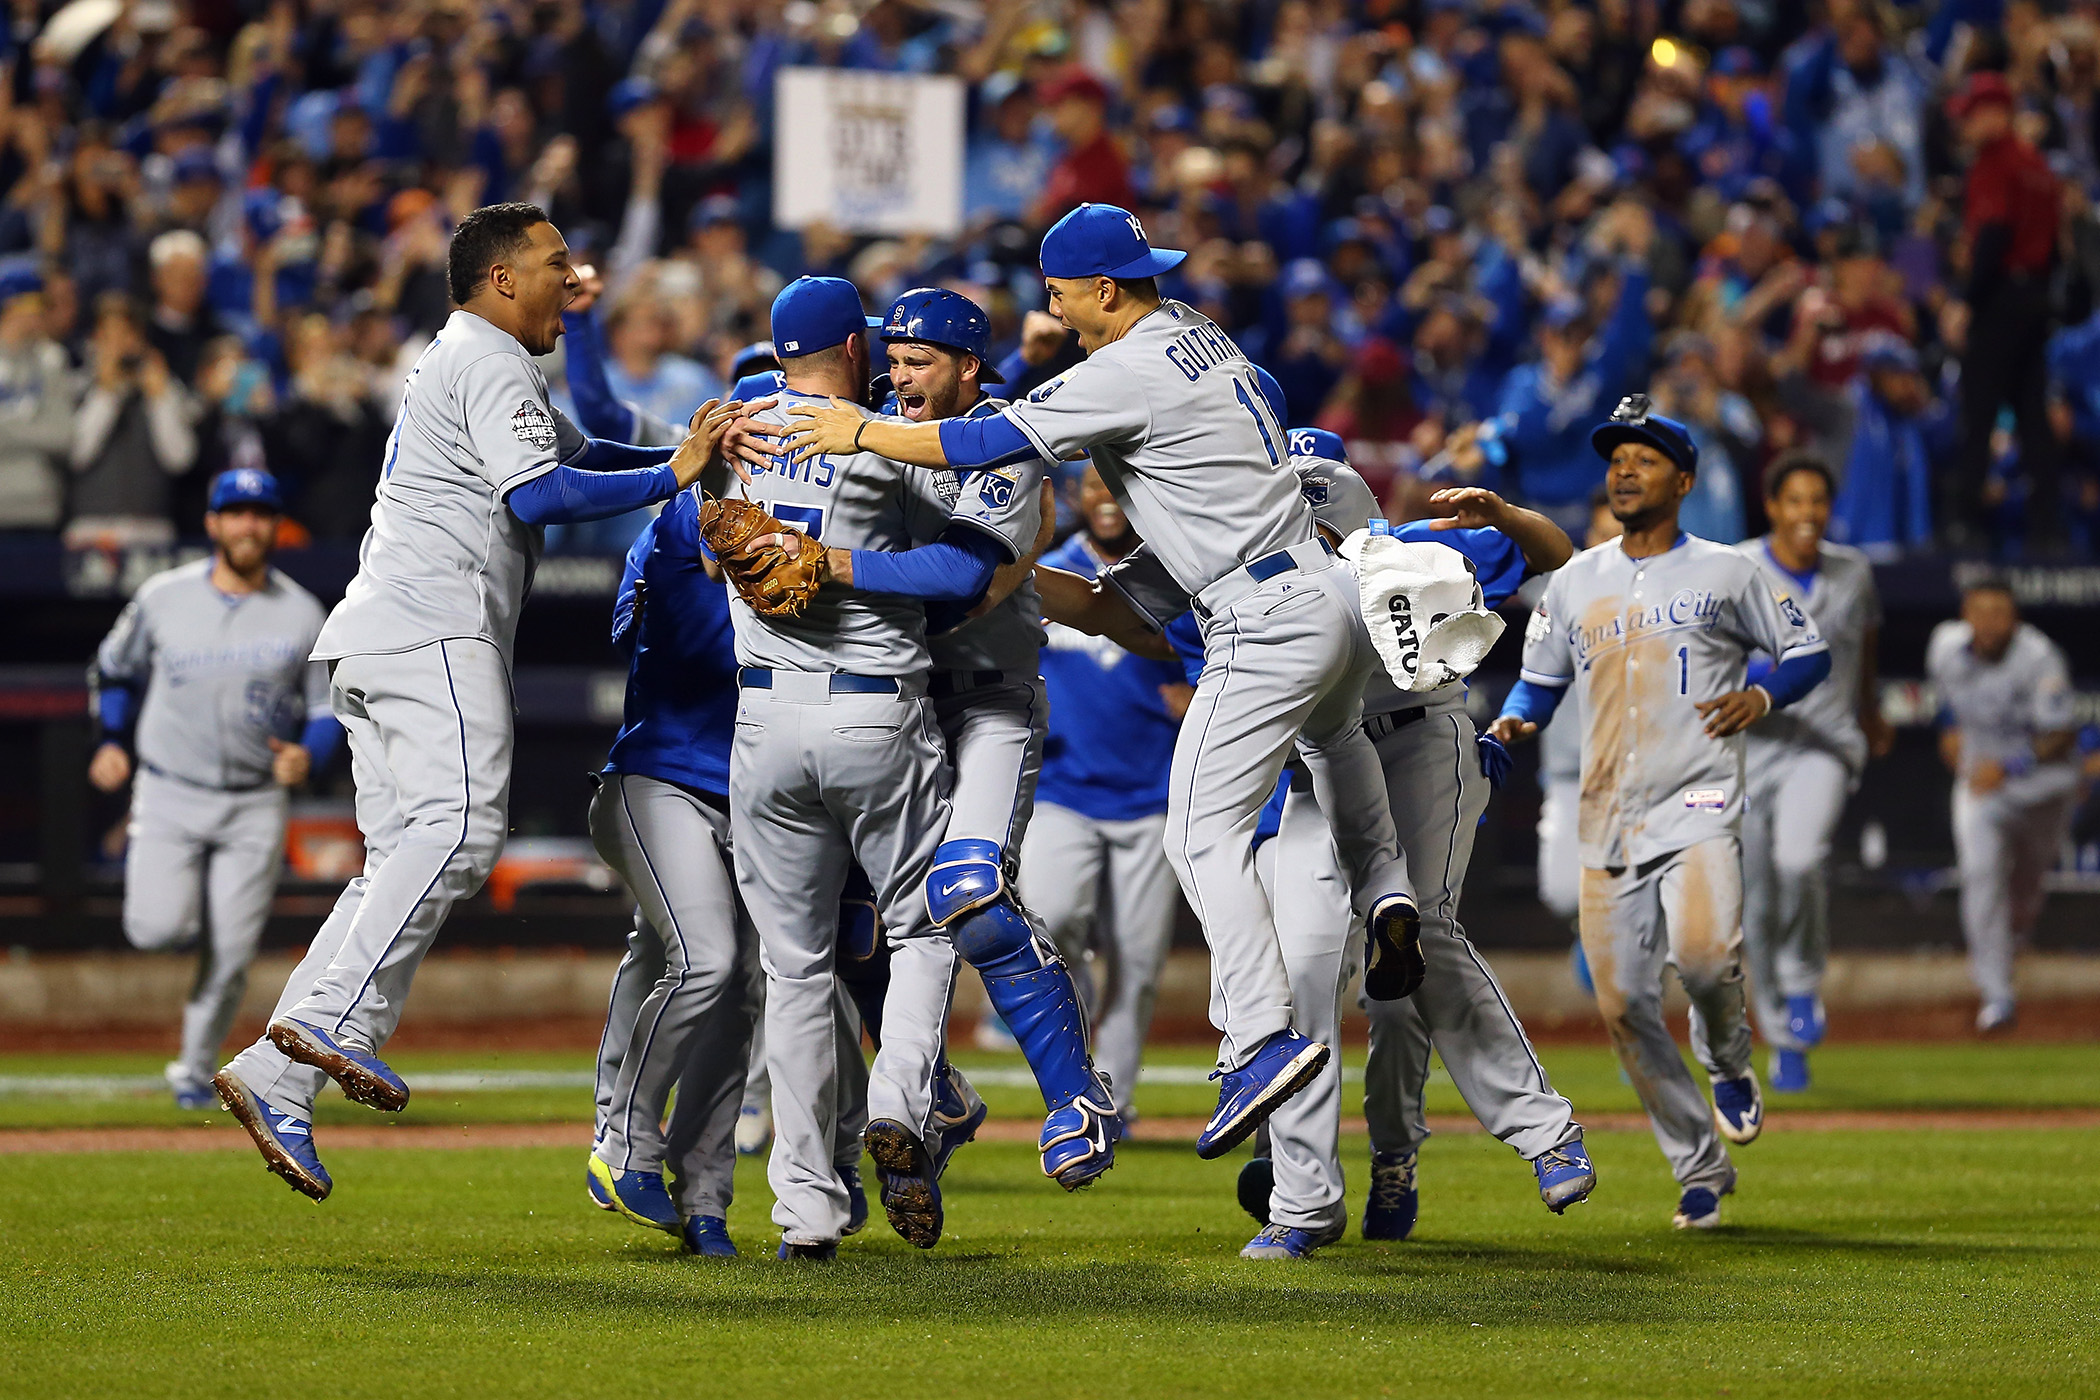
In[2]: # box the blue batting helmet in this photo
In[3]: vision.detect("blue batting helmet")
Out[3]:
[881,287,1004,384]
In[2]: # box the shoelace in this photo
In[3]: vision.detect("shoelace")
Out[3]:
[1367,1157,1415,1211]
[1254,1225,1296,1247]
[1535,1146,1585,1176]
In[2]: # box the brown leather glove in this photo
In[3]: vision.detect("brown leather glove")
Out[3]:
[697,494,829,618]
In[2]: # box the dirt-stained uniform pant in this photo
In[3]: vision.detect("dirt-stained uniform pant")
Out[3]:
[1580,837,1751,1194]
[1739,746,1849,1051]
[1952,779,2077,1009]
[731,672,956,1246]
[124,769,288,1092]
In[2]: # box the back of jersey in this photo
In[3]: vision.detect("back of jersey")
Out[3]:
[731,391,948,675]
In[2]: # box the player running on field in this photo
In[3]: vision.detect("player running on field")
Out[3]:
[1488,395,1829,1230]
[764,204,1422,1164]
[213,203,739,1201]
[90,468,341,1110]
[1735,453,1892,1091]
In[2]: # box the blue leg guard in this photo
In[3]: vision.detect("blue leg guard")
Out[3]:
[836,866,889,1046]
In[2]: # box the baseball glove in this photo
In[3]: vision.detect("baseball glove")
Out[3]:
[697,494,829,618]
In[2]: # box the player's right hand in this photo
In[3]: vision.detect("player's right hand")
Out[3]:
[1486,715,1536,745]
[87,742,131,792]
[671,398,754,489]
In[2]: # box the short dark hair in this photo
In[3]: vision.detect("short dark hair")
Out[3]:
[1961,572,2016,602]
[1764,450,1835,502]
[1113,276,1160,302]
[447,202,549,307]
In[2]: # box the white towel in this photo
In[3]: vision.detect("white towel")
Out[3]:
[1339,530,1507,691]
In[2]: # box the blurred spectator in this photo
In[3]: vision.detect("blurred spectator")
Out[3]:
[602,284,721,430]
[1783,0,1930,210]
[1033,68,1134,225]
[1649,332,1758,542]
[66,294,198,548]
[1819,335,1952,559]
[967,73,1058,226]
[267,313,388,541]
[144,231,223,385]
[0,266,78,531]
[1264,259,1349,425]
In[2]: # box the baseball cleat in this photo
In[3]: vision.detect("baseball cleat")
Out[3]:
[1362,893,1425,1001]
[1672,1186,1722,1229]
[266,1018,409,1112]
[587,1155,680,1233]
[735,1103,773,1156]
[1769,1049,1811,1094]
[586,1159,615,1210]
[1710,1071,1764,1144]
[682,1215,738,1258]
[1533,1140,1596,1213]
[1239,1218,1345,1260]
[212,1069,330,1201]
[1977,1000,2018,1035]
[1236,1156,1275,1226]
[776,1239,838,1262]
[1785,994,1826,1047]
[930,1064,987,1178]
[1196,1029,1330,1160]
[1362,1149,1419,1240]
[172,1081,217,1111]
[1040,1072,1117,1190]
[841,1164,869,1236]
[864,1119,943,1249]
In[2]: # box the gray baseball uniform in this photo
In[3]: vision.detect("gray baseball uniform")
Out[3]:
[95,559,329,1093]
[1521,534,1825,1192]
[1926,619,2079,1011]
[994,299,1411,1069]
[1736,539,1881,1051]
[225,308,582,1118]
[730,389,958,1246]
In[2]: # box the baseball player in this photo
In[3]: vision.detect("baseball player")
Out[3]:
[769,204,1421,1161]
[212,203,735,1201]
[1736,454,1891,1090]
[88,468,339,1109]
[1018,465,1187,1128]
[1928,577,2080,1034]
[1488,395,1829,1229]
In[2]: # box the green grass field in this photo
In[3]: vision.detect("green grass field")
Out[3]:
[3,1044,2097,1399]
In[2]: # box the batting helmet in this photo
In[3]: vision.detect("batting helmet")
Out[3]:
[880,288,1004,384]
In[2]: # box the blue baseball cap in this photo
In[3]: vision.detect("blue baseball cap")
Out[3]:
[770,276,881,358]
[1281,257,1330,300]
[1039,204,1187,280]
[1591,395,1697,475]
[608,76,658,118]
[690,193,742,233]
[0,256,42,302]
[730,340,780,380]
[882,287,1004,383]
[1287,426,1348,463]
[209,467,284,512]
[1252,365,1288,426]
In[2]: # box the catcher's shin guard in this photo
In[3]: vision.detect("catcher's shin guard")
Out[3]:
[835,865,890,1047]
[927,840,1094,1110]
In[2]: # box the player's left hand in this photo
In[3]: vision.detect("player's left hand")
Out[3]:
[268,737,312,788]
[1426,485,1511,530]
[780,399,867,466]
[669,398,753,489]
[1695,687,1771,738]
[1476,731,1513,787]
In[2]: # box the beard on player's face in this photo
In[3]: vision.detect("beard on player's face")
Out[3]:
[886,345,970,421]
[209,509,276,573]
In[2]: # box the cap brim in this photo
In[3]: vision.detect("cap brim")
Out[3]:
[1592,423,1693,471]
[1102,247,1187,278]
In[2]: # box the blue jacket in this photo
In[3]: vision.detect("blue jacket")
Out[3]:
[1493,264,1653,508]
[1831,381,1945,556]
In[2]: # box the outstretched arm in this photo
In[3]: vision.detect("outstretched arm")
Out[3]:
[1425,485,1574,572]
[1035,564,1179,662]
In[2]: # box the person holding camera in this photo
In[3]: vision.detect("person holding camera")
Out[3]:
[65,292,199,548]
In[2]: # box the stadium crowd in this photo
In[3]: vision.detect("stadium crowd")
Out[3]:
[0,0,2098,558]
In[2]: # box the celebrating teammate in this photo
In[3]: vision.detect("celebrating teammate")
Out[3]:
[1737,455,1892,1090]
[212,203,739,1200]
[1488,396,1829,1229]
[764,203,1422,1162]
[89,468,340,1110]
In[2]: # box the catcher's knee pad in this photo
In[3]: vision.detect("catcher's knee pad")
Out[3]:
[927,839,1006,927]
[838,863,883,966]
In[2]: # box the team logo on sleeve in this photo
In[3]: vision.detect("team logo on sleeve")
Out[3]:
[1776,592,1810,629]
[1300,477,1330,505]
[979,468,1021,509]
[935,471,963,507]
[1027,378,1063,404]
[1525,604,1552,645]
[511,400,557,451]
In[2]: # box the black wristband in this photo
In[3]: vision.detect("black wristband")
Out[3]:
[852,419,867,452]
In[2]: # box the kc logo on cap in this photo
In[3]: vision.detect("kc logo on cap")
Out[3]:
[1039,204,1188,281]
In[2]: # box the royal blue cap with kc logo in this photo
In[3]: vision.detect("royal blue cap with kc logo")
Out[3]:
[770,276,882,358]
[208,467,284,512]
[1039,203,1188,280]
[1591,394,1699,475]
[881,287,1005,383]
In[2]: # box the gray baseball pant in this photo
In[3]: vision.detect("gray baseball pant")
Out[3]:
[225,638,511,1116]
[1580,837,1751,1193]
[731,672,956,1246]
[124,768,288,1090]
[932,677,1045,852]
[1175,553,1412,1069]
[1739,745,1849,1051]
[1952,778,2077,1008]
[1020,802,1178,1116]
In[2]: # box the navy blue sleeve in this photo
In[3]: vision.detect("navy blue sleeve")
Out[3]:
[559,311,640,442]
[299,715,344,772]
[1500,677,1566,727]
[1392,522,1528,606]
[1755,650,1832,710]
[506,462,679,525]
[938,413,1042,469]
[97,680,138,743]
[849,525,1005,601]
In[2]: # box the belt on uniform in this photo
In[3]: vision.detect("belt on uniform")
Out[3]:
[140,760,273,794]
[1193,537,1336,620]
[928,669,1007,698]
[737,667,898,694]
[1362,707,1430,742]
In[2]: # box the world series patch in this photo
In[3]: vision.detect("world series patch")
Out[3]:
[511,400,557,451]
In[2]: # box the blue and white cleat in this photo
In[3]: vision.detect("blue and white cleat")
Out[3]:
[930,1064,987,1178]
[267,1018,409,1112]
[1196,1029,1330,1160]
[735,1103,772,1156]
[1362,1149,1418,1240]
[682,1215,737,1258]
[864,1119,942,1249]
[841,1164,868,1236]
[1785,994,1826,1047]
[171,1079,217,1111]
[587,1155,680,1233]
[1362,893,1424,1002]
[1534,1139,1597,1213]
[586,1158,615,1210]
[1236,1156,1275,1225]
[1711,1071,1764,1145]
[1672,1185,1723,1229]
[212,1069,331,1201]
[1040,1071,1117,1190]
[777,1239,838,1262]
[1769,1049,1811,1094]
[1239,1218,1345,1260]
